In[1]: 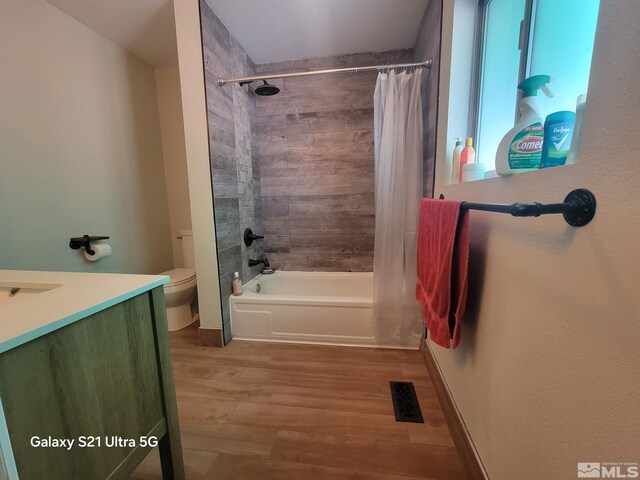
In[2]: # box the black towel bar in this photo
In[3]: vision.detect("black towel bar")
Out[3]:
[438,188,596,227]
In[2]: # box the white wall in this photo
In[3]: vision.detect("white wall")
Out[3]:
[155,66,192,268]
[173,0,223,331]
[434,1,640,479]
[0,0,173,274]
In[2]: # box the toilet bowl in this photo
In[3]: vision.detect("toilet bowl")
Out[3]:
[160,229,198,331]
[161,268,197,331]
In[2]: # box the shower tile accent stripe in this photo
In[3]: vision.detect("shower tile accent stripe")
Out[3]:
[255,50,413,272]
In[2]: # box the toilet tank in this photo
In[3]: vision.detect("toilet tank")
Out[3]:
[180,229,195,269]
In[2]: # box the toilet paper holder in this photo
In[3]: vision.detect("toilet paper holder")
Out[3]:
[69,235,110,256]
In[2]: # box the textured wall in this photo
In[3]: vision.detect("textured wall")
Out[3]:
[155,66,193,268]
[414,0,442,198]
[255,50,413,272]
[200,0,263,343]
[433,1,640,479]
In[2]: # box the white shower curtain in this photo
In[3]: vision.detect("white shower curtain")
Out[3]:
[373,69,424,347]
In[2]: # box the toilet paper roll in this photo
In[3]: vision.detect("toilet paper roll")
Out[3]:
[84,243,112,262]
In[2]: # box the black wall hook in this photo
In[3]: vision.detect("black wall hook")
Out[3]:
[69,235,110,256]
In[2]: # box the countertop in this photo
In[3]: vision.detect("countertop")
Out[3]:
[0,270,168,354]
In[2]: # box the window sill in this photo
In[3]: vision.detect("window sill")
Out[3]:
[444,162,579,188]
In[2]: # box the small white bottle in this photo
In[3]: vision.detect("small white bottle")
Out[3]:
[451,138,463,184]
[232,271,243,296]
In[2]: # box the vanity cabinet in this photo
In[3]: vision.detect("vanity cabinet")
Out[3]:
[0,287,184,479]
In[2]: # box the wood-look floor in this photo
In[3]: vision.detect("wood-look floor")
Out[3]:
[130,325,467,479]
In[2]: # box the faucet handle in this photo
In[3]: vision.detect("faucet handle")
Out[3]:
[244,228,264,246]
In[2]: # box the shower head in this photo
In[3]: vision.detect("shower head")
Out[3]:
[255,80,280,96]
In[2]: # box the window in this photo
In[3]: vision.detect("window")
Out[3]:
[474,0,600,170]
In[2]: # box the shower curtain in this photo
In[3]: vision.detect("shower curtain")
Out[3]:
[373,69,424,347]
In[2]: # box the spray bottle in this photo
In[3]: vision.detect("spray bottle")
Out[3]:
[496,75,553,175]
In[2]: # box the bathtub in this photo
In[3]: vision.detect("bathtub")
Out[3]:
[230,271,382,347]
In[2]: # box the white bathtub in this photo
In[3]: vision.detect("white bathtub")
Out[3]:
[230,271,382,347]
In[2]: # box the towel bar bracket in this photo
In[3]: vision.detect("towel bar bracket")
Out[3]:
[562,188,597,227]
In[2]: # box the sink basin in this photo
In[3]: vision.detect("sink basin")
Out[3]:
[0,281,62,307]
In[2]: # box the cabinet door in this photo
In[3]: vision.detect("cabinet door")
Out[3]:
[0,293,165,479]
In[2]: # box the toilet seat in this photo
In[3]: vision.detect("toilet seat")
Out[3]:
[160,268,196,287]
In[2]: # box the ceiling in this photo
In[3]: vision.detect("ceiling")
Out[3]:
[47,0,178,68]
[206,0,430,64]
[46,0,429,68]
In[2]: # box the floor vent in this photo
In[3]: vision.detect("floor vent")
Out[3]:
[389,381,424,423]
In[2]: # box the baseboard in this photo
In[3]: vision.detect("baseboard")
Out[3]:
[421,339,488,480]
[198,327,223,347]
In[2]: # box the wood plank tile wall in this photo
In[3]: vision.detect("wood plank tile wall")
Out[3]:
[200,0,439,315]
[200,1,263,343]
[255,50,414,272]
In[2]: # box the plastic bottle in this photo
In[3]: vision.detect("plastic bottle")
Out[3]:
[459,137,475,183]
[232,271,243,296]
[540,111,576,168]
[450,138,463,184]
[566,94,587,165]
[496,75,553,175]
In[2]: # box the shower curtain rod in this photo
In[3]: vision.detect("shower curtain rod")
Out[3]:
[217,59,433,86]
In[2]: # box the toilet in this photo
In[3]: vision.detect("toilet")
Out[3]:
[160,230,198,331]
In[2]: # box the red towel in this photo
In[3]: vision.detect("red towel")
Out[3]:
[415,199,469,349]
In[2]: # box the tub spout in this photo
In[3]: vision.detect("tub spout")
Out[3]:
[248,257,275,274]
[248,257,269,268]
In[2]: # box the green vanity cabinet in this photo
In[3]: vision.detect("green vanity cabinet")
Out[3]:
[0,450,7,480]
[0,287,184,479]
